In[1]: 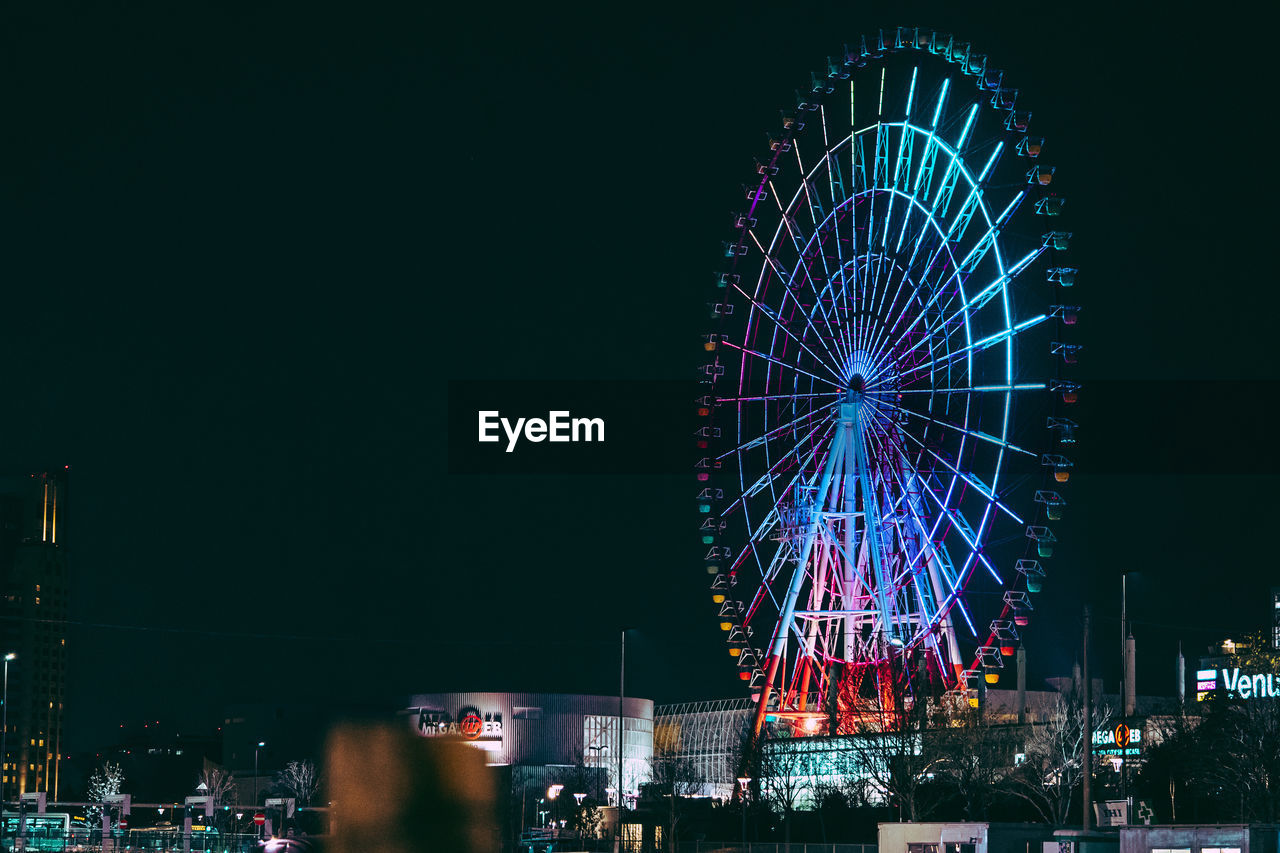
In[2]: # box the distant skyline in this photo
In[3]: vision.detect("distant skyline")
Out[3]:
[0,0,1273,753]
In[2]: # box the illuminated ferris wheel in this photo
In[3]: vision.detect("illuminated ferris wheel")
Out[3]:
[696,27,1081,735]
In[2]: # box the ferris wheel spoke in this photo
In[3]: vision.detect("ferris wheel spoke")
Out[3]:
[863,449,967,657]
[874,143,1008,357]
[933,245,1046,326]
[876,253,1044,381]
[859,189,968,369]
[855,251,896,365]
[873,405,1025,524]
[899,450,1003,586]
[727,280,848,381]
[769,201,814,256]
[717,391,842,404]
[735,417,837,507]
[863,424,956,590]
[804,224,847,376]
[901,105,977,269]
[793,141,828,226]
[892,383,1047,395]
[749,230,855,372]
[895,313,1048,386]
[717,403,835,460]
[718,340,845,388]
[787,212,860,371]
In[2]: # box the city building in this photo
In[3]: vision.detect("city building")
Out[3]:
[653,698,751,800]
[1196,638,1280,703]
[1119,824,1279,853]
[0,470,70,799]
[878,821,1061,853]
[1271,587,1280,650]
[404,691,654,804]
[76,723,221,803]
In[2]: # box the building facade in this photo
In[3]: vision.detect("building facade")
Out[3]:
[404,692,654,803]
[0,471,69,800]
[1120,824,1278,853]
[653,698,752,800]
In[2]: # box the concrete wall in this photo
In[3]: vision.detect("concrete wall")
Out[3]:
[1119,825,1279,853]
[879,822,1055,853]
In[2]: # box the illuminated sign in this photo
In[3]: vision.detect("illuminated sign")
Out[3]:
[1196,667,1280,701]
[459,709,484,740]
[1092,724,1141,756]
[412,705,503,744]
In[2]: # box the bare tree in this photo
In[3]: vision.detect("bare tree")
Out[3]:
[197,764,238,807]
[274,759,321,807]
[807,750,859,843]
[86,761,126,829]
[932,701,1019,820]
[756,735,817,844]
[837,667,946,821]
[648,736,704,852]
[1005,687,1112,824]
[1195,695,1280,821]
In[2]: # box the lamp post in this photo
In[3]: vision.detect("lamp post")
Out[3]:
[618,629,625,816]
[1119,572,1139,809]
[547,785,563,833]
[1,654,14,851]
[254,739,265,835]
[737,776,751,845]
[587,745,607,805]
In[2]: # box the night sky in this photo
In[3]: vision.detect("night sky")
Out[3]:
[1,1,1275,753]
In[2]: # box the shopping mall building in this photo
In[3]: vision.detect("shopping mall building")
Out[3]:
[404,691,654,804]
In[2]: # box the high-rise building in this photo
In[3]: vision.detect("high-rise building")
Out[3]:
[0,470,69,799]
[1272,586,1280,650]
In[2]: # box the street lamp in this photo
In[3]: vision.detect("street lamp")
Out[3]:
[0,653,12,853]
[2,654,15,808]
[547,785,563,831]
[254,740,266,826]
[737,776,752,844]
[587,744,608,804]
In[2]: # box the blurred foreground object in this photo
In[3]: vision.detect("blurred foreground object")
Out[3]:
[327,723,496,853]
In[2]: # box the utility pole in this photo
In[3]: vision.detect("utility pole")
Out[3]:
[1082,605,1093,830]
[1120,574,1131,808]
[616,629,625,853]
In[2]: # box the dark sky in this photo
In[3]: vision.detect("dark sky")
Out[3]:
[0,0,1274,752]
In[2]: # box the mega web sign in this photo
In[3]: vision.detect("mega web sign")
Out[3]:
[1197,667,1280,700]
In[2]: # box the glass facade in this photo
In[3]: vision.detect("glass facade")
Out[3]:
[583,713,652,801]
